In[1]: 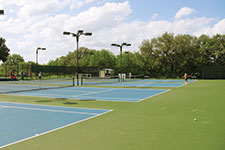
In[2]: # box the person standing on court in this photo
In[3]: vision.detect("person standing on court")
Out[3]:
[20,70,24,80]
[184,73,189,84]
[38,71,42,80]
[10,70,13,79]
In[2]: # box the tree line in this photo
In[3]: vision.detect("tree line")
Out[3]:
[1,33,224,78]
[47,33,225,78]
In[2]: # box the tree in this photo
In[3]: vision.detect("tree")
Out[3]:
[173,34,199,76]
[1,54,25,76]
[5,54,25,65]
[150,32,175,77]
[95,49,117,69]
[210,34,225,65]
[0,37,10,62]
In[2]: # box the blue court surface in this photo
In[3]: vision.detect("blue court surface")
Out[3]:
[0,101,111,149]
[6,87,169,102]
[0,83,59,93]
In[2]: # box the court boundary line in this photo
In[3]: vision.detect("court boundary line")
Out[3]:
[139,82,185,88]
[177,80,198,88]
[72,88,116,97]
[0,102,112,149]
[6,93,144,102]
[5,88,169,102]
[0,105,99,115]
[76,95,138,101]
[138,89,171,102]
[0,101,110,111]
[3,86,171,102]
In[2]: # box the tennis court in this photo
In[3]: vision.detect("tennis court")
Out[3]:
[2,85,169,102]
[0,101,111,149]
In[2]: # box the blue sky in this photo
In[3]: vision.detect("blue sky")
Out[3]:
[70,0,225,21]
[0,0,224,64]
[131,0,224,20]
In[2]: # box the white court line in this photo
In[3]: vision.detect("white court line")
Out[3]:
[177,80,198,88]
[0,108,112,149]
[10,88,114,98]
[72,88,116,97]
[0,101,111,113]
[7,93,140,102]
[135,83,152,87]
[0,104,98,115]
[138,89,171,102]
[77,95,138,101]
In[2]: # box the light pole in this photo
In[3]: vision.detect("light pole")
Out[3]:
[111,43,131,73]
[36,47,46,64]
[0,10,4,15]
[63,30,92,86]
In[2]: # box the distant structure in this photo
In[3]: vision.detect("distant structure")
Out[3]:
[99,69,114,78]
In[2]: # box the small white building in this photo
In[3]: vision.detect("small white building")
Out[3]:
[99,68,114,77]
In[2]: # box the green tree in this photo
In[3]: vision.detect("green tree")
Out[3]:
[5,54,25,65]
[95,49,117,69]
[0,37,10,62]
[1,54,25,76]
[210,34,225,65]
[151,32,175,77]
[173,34,199,76]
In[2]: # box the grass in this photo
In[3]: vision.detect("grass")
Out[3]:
[0,80,225,150]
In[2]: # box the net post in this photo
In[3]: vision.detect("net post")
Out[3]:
[81,77,83,85]
[72,77,75,86]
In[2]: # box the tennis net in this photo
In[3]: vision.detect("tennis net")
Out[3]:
[0,77,75,94]
[80,76,121,86]
[80,74,145,86]
[125,74,145,82]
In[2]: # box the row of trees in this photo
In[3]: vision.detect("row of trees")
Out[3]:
[140,33,225,77]
[47,33,225,78]
[1,33,225,78]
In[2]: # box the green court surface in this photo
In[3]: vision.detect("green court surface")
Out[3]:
[0,80,224,150]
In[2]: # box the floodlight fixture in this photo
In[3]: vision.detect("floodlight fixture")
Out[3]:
[85,32,92,36]
[77,30,84,34]
[63,31,70,35]
[111,43,120,47]
[0,10,4,15]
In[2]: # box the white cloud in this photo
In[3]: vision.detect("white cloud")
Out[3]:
[64,1,132,31]
[194,19,225,36]
[1,2,224,64]
[175,7,196,19]
[18,0,61,19]
[70,0,96,9]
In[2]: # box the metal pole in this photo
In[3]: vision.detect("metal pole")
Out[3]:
[36,50,38,64]
[120,46,122,73]
[127,52,130,73]
[76,36,79,86]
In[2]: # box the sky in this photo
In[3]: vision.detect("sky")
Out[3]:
[0,0,225,64]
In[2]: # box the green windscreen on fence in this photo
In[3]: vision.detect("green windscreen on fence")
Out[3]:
[31,65,99,76]
[202,66,225,79]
